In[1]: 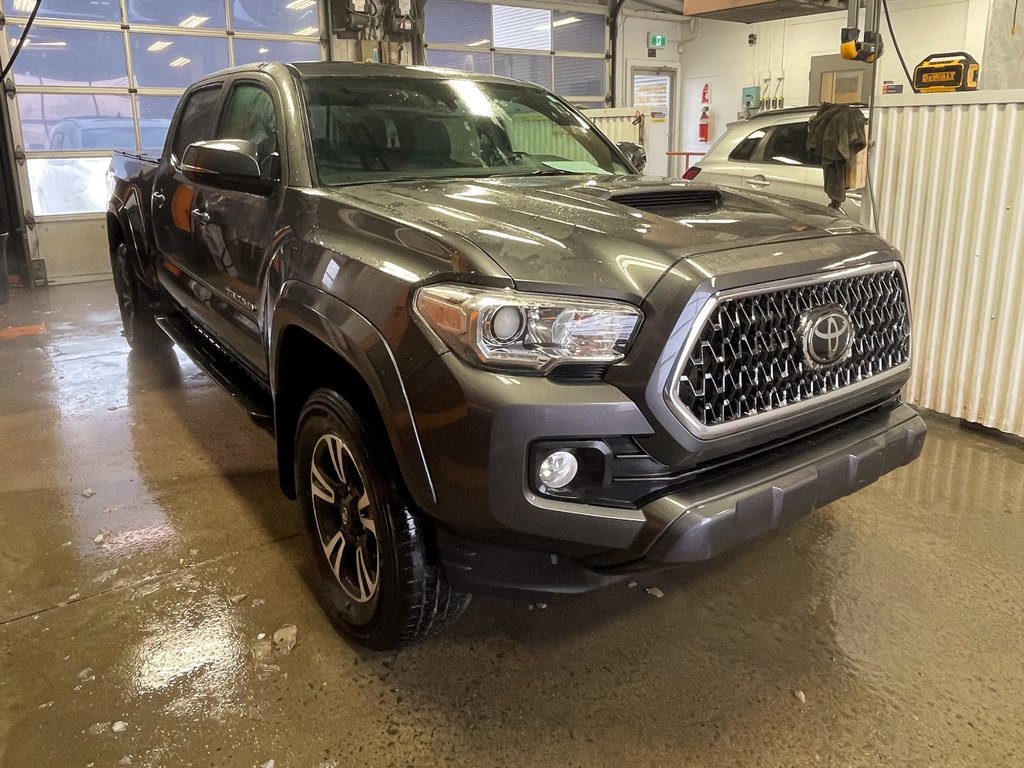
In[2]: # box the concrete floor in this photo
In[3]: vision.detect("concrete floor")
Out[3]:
[1,281,1022,768]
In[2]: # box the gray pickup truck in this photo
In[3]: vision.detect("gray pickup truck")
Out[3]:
[108,62,925,649]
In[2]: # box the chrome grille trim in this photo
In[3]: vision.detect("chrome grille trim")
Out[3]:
[664,262,912,439]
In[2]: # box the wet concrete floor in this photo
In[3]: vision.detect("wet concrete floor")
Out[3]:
[1,280,1022,767]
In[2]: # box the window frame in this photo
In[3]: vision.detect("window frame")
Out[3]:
[215,76,287,185]
[169,81,225,166]
[758,120,822,168]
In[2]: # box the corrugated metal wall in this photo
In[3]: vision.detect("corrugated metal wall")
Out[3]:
[506,109,643,159]
[873,102,1024,437]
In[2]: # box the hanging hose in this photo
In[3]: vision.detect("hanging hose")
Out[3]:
[880,0,918,93]
[1,0,43,81]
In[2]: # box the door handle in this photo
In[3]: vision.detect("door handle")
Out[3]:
[746,175,771,188]
[152,190,166,205]
[191,208,211,225]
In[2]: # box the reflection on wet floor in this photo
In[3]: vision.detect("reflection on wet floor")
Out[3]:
[1,281,1022,767]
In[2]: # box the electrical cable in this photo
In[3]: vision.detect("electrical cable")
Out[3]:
[1013,0,1019,34]
[1,0,43,81]
[880,0,918,92]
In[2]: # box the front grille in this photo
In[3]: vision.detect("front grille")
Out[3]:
[674,266,910,430]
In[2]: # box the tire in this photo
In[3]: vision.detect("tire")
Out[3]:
[294,388,470,649]
[111,241,172,351]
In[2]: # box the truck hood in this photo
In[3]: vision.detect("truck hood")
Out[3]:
[334,175,869,300]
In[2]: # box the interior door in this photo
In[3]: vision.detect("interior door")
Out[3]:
[189,78,283,376]
[631,70,674,177]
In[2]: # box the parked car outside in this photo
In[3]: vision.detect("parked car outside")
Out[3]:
[34,117,170,215]
[684,106,867,216]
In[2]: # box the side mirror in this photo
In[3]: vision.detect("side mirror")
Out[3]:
[617,141,647,174]
[180,139,273,193]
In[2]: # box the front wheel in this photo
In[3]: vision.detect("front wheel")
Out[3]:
[294,388,470,649]
[111,241,171,351]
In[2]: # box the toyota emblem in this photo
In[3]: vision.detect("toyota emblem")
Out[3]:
[800,304,855,368]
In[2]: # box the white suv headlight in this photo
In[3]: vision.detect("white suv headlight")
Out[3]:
[414,284,642,372]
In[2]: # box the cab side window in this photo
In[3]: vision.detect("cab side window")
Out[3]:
[762,122,821,167]
[172,85,223,162]
[218,83,280,180]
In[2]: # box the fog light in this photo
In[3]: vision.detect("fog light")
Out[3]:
[538,450,578,489]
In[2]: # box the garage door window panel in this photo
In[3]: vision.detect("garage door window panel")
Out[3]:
[233,39,321,67]
[231,0,319,34]
[492,6,551,50]
[128,0,226,28]
[554,57,606,99]
[28,157,114,215]
[494,54,552,90]
[1,0,119,23]
[17,93,134,151]
[424,0,491,46]
[425,50,492,74]
[130,34,230,89]
[553,12,605,53]
[6,26,128,88]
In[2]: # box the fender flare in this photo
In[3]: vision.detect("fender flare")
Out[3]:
[270,281,436,508]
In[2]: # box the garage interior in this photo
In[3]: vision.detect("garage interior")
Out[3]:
[0,0,1022,765]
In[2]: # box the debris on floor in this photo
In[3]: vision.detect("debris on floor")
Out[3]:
[645,587,665,599]
[112,721,128,733]
[87,722,111,736]
[272,624,297,655]
[93,531,108,545]
[227,593,248,606]
[77,667,95,683]
[81,489,96,498]
[67,593,80,603]
[793,689,807,704]
[262,760,276,768]
[38,701,54,709]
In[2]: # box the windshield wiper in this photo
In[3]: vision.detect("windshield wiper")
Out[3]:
[331,176,440,188]
[528,169,583,176]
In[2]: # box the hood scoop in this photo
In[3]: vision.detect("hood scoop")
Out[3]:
[607,187,723,215]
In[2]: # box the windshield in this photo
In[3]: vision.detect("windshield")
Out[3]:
[302,74,631,186]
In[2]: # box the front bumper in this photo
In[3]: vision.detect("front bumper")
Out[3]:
[436,400,926,597]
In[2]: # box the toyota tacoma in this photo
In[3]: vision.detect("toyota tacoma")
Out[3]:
[108,62,926,649]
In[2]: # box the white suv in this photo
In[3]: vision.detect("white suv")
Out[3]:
[683,106,865,216]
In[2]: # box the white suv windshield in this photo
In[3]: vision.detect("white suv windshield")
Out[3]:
[302,75,631,186]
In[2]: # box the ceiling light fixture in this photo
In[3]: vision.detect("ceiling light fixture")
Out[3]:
[178,15,209,29]
[551,16,581,27]
[169,56,191,67]
[147,40,172,52]
[286,0,317,9]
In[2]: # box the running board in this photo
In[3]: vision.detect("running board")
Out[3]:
[155,314,274,425]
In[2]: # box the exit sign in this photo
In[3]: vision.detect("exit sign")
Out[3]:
[648,32,666,49]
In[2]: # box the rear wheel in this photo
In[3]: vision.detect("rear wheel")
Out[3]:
[295,388,470,649]
[111,241,171,351]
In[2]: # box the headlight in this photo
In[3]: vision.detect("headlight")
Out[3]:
[414,284,642,372]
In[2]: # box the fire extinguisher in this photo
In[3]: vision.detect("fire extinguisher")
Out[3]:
[698,106,710,143]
